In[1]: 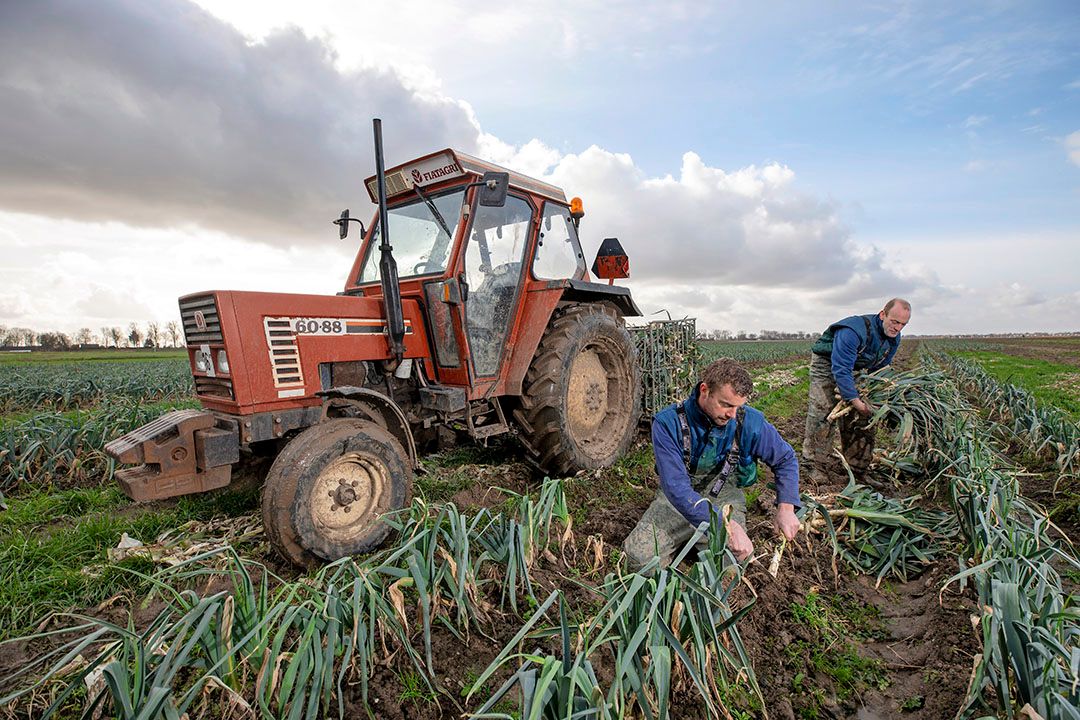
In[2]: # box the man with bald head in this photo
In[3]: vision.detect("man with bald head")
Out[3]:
[802,298,911,483]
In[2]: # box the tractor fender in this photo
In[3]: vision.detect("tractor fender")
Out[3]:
[317,386,418,469]
[561,279,642,317]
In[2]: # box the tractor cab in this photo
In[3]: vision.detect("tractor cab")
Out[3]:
[337,150,633,401]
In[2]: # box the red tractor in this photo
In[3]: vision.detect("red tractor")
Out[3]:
[107,120,641,566]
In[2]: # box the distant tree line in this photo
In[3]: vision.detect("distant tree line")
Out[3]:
[698,329,817,341]
[0,321,183,351]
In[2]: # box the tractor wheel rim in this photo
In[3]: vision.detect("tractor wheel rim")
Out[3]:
[567,346,611,441]
[309,451,389,541]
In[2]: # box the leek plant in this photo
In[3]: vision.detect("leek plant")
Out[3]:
[811,475,958,587]
[943,353,1080,483]
[468,514,763,719]
[841,352,1080,718]
[0,400,182,491]
[0,478,572,719]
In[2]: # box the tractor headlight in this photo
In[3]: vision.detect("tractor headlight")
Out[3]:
[217,349,229,374]
[194,351,210,373]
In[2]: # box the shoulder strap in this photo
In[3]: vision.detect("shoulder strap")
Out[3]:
[858,315,872,354]
[735,406,745,452]
[675,404,692,470]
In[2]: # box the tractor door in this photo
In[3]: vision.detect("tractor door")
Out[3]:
[460,194,535,380]
[421,276,469,385]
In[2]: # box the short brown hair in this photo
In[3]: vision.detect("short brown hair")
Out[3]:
[882,298,911,314]
[700,358,753,398]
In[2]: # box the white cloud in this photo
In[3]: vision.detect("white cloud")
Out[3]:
[1066,131,1080,167]
[476,135,563,179]
[962,115,988,128]
[993,283,1045,308]
[0,292,31,321]
[541,148,908,296]
[0,211,354,333]
[0,0,936,336]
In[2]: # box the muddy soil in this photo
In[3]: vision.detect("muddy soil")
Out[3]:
[738,475,979,720]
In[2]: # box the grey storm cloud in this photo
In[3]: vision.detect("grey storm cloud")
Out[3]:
[0,0,481,243]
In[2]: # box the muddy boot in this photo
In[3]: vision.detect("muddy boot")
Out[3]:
[862,474,890,492]
[803,461,829,486]
[839,409,875,477]
[803,355,838,466]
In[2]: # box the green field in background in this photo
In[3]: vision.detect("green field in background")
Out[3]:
[0,348,187,365]
[953,350,1080,421]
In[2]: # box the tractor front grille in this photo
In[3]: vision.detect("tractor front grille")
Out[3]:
[194,376,235,400]
[180,294,223,344]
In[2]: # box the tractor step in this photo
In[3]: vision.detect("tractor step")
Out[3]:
[465,397,509,440]
[105,409,238,502]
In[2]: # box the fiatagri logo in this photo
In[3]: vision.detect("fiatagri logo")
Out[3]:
[412,162,462,185]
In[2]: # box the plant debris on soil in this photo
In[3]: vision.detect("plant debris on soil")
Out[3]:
[1,340,1077,719]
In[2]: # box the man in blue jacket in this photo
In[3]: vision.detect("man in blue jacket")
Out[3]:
[624,358,802,569]
[802,298,911,482]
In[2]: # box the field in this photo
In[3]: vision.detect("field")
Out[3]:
[948,350,1080,421]
[0,339,1077,719]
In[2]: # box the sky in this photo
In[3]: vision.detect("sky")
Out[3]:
[1,0,1078,338]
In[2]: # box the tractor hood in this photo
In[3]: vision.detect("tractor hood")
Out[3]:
[179,290,429,414]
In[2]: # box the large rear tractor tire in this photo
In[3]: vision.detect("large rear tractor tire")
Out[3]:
[514,304,641,475]
[261,418,412,567]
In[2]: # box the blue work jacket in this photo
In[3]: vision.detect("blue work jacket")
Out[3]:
[652,387,801,527]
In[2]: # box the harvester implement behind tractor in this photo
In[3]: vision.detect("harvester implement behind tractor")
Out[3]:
[107,119,641,567]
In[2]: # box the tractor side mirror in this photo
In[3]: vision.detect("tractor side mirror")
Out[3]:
[333,209,365,240]
[334,209,350,239]
[477,172,509,207]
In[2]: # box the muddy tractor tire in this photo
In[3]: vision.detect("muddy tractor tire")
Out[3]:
[261,418,412,567]
[514,304,641,475]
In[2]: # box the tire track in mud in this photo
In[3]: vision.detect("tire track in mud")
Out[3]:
[738,497,978,719]
[733,342,979,719]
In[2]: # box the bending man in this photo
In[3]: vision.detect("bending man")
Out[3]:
[802,298,911,482]
[624,358,802,569]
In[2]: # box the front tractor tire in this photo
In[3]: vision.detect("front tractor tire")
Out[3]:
[515,304,641,476]
[261,418,412,567]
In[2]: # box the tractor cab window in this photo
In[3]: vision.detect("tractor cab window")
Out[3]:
[463,195,533,377]
[533,202,586,280]
[357,188,466,284]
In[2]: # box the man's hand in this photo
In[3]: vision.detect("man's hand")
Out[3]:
[774,503,801,541]
[726,520,754,561]
[850,397,873,417]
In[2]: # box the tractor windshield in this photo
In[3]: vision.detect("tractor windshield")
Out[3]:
[357,188,465,284]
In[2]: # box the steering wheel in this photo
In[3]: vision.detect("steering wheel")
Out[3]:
[413,261,428,275]
[489,262,520,281]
